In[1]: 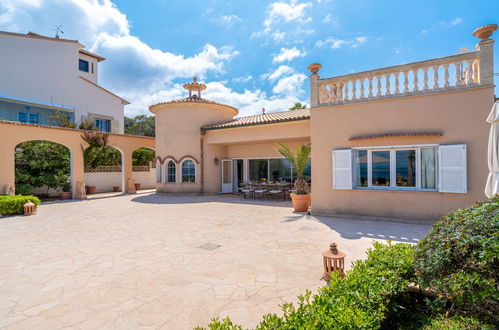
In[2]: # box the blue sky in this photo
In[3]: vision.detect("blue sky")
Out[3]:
[0,0,497,117]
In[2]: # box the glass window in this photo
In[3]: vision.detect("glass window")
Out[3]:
[396,150,416,187]
[79,59,89,72]
[421,148,436,189]
[181,160,196,183]
[372,151,391,186]
[18,112,27,123]
[269,158,292,183]
[167,161,176,183]
[249,159,268,182]
[354,150,368,187]
[95,119,111,132]
[29,113,39,124]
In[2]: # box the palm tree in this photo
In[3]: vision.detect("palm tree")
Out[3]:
[277,143,311,194]
[289,102,307,110]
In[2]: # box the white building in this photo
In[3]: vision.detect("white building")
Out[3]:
[0,31,127,133]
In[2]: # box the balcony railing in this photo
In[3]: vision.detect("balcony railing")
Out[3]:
[310,36,494,107]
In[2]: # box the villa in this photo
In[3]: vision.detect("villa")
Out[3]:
[0,31,127,133]
[151,25,496,221]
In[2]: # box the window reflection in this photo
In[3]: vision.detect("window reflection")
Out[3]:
[396,150,416,187]
[372,151,390,186]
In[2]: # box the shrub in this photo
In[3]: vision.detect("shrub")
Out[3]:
[414,195,499,321]
[199,242,415,329]
[422,315,495,330]
[0,195,41,216]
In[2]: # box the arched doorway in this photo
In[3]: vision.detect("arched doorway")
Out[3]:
[131,147,155,191]
[15,140,72,199]
[83,144,124,194]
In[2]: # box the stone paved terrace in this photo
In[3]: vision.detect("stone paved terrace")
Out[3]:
[0,192,431,329]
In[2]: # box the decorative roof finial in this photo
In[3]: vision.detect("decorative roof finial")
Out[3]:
[308,63,322,74]
[262,107,266,114]
[183,77,206,98]
[473,24,498,41]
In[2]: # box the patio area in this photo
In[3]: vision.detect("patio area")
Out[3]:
[0,192,431,329]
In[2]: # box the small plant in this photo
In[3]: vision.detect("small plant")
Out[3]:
[62,181,71,192]
[79,117,95,130]
[48,109,77,128]
[0,195,41,216]
[277,143,311,194]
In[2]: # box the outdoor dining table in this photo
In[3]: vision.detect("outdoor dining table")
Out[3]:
[240,183,295,200]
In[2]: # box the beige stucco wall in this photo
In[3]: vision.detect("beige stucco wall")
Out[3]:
[0,33,125,133]
[0,121,154,197]
[152,102,236,194]
[310,86,495,221]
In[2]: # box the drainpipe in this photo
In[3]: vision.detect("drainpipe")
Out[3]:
[200,129,205,194]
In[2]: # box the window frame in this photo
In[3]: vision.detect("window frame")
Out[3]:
[352,144,438,192]
[79,59,89,72]
[181,159,196,183]
[166,160,177,183]
[95,118,111,132]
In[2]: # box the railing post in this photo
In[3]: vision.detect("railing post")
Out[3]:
[308,63,322,107]
[476,39,494,85]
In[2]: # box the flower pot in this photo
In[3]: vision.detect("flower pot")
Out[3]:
[113,186,121,192]
[290,193,311,212]
[86,185,96,194]
[134,183,141,191]
[60,191,71,200]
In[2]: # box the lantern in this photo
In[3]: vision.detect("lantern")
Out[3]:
[322,242,345,281]
[23,200,36,216]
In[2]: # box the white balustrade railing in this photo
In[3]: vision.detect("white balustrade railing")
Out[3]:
[317,51,480,106]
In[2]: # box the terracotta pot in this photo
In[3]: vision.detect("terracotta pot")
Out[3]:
[134,183,141,191]
[60,192,71,200]
[86,185,96,194]
[113,186,121,192]
[290,193,311,212]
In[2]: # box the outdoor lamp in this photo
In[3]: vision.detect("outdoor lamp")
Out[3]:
[322,242,345,281]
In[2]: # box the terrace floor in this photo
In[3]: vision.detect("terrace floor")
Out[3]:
[0,192,431,329]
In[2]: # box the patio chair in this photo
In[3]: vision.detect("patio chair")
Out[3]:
[241,188,254,199]
[254,189,267,199]
[268,189,284,201]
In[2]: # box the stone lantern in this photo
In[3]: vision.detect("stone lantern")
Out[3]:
[322,242,345,281]
[23,200,36,216]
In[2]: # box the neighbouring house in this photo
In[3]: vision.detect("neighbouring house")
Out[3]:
[0,31,128,133]
[152,25,496,221]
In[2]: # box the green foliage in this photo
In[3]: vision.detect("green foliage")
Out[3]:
[132,148,155,166]
[0,195,41,216]
[201,242,415,329]
[48,109,77,128]
[78,117,95,130]
[15,141,70,195]
[277,143,311,194]
[82,131,122,168]
[124,115,155,137]
[289,102,307,110]
[422,315,495,330]
[414,195,499,320]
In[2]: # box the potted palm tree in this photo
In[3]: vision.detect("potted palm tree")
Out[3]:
[277,143,311,212]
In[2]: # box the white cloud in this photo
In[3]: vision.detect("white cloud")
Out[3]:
[272,47,306,63]
[219,14,242,26]
[272,72,307,96]
[316,36,367,49]
[232,75,253,83]
[421,17,463,34]
[261,65,295,81]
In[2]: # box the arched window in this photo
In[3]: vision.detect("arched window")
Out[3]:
[166,160,176,183]
[156,161,162,182]
[181,159,196,183]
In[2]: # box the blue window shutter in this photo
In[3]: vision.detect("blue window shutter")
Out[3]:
[18,112,27,123]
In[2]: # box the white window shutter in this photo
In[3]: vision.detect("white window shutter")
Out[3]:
[332,149,352,189]
[156,162,162,182]
[438,144,467,193]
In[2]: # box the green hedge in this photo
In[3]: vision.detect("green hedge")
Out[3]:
[0,195,41,216]
[198,241,415,329]
[414,195,499,320]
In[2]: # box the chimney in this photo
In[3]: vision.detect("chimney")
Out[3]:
[262,107,266,114]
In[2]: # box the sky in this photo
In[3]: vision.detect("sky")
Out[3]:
[0,0,498,118]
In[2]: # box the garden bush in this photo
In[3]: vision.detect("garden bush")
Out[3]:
[414,195,499,321]
[0,195,41,216]
[199,241,415,329]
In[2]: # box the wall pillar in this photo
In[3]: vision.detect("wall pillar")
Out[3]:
[123,150,136,194]
[307,63,322,108]
[0,142,15,194]
[477,39,494,85]
[71,145,85,199]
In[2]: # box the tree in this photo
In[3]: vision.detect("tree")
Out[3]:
[125,115,155,137]
[15,141,70,195]
[277,143,311,194]
[132,148,155,166]
[81,131,121,168]
[289,102,307,110]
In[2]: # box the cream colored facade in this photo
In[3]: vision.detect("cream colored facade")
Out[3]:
[0,31,127,133]
[152,26,496,221]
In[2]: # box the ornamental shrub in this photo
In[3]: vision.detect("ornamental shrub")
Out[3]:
[414,195,499,321]
[0,195,41,216]
[198,242,415,329]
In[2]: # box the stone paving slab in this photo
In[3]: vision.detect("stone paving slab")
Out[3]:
[0,193,431,329]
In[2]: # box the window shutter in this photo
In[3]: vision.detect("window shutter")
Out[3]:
[332,149,352,189]
[156,162,162,182]
[438,144,467,193]
[111,120,120,134]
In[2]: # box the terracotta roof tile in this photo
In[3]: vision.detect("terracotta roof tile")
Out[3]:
[149,96,238,114]
[202,109,310,130]
[349,131,443,141]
